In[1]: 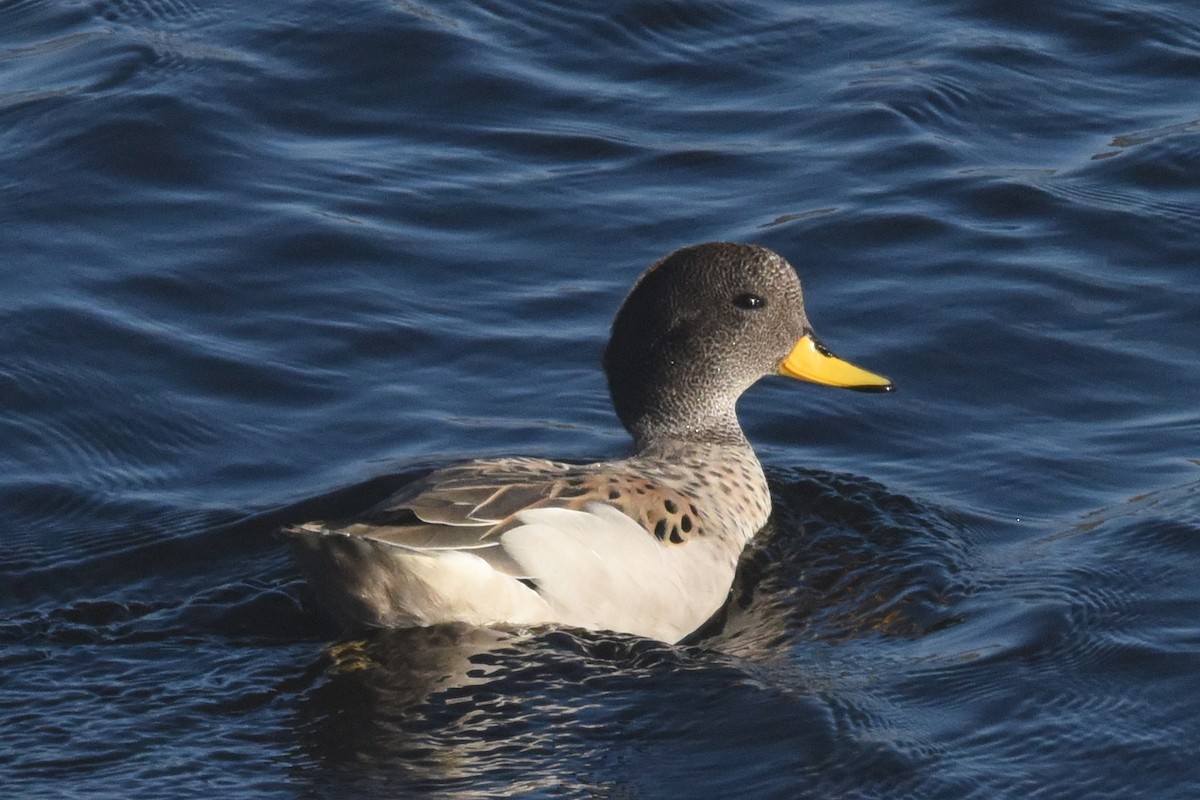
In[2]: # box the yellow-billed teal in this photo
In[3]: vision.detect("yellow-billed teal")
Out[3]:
[283,242,892,643]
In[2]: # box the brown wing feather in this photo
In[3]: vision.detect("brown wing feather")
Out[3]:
[301,456,703,575]
[369,458,584,526]
[305,458,580,533]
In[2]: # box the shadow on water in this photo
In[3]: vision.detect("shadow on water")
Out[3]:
[289,624,846,798]
[710,467,971,653]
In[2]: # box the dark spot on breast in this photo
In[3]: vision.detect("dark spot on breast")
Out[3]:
[689,503,700,517]
[653,519,668,540]
[608,488,621,500]
[680,514,693,533]
[669,528,684,544]
[663,498,678,514]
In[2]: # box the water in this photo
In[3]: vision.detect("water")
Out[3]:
[2,0,1199,797]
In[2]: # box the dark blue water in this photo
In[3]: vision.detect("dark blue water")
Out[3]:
[3,0,1199,797]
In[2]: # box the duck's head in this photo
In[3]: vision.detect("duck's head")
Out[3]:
[603,242,892,446]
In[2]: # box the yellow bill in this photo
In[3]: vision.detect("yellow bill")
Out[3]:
[778,334,893,392]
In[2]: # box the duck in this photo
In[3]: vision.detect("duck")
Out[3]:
[282,242,892,643]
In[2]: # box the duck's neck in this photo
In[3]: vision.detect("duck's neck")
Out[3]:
[625,405,752,453]
[607,360,755,452]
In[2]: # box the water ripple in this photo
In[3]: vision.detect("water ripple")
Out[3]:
[2,0,1200,796]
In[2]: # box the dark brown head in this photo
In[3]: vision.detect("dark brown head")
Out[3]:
[603,242,891,447]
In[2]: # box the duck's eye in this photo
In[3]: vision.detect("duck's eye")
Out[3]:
[733,293,766,310]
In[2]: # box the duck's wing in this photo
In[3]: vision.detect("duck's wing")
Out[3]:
[366,457,588,529]
[281,458,724,640]
[283,458,600,580]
